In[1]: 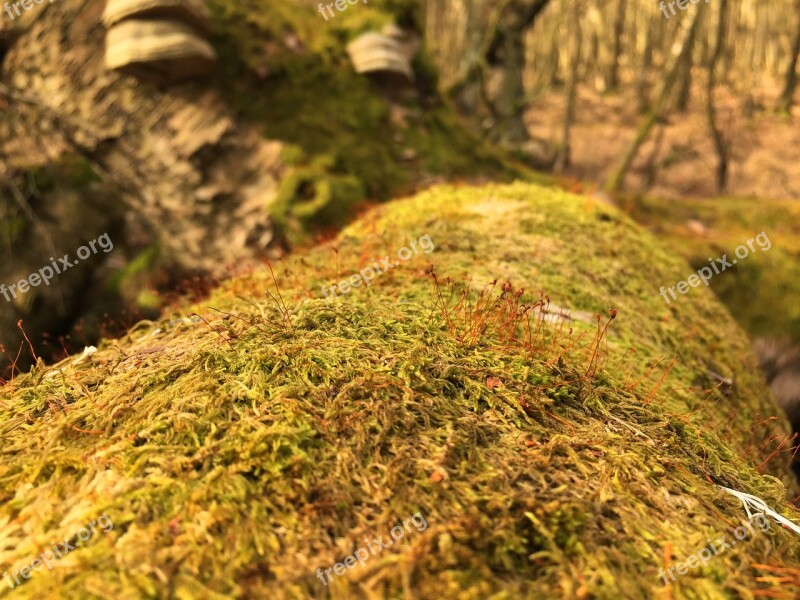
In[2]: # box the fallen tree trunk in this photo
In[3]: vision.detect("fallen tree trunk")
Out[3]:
[0,0,532,372]
[0,0,286,275]
[1,181,798,598]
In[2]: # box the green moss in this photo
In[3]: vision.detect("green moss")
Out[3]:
[271,156,365,244]
[627,195,800,344]
[106,245,160,292]
[205,0,539,213]
[100,244,165,315]
[2,182,798,598]
[279,144,307,168]
[28,153,101,192]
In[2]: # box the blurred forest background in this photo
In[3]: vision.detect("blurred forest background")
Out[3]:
[1,0,799,373]
[427,0,800,197]
[3,2,800,597]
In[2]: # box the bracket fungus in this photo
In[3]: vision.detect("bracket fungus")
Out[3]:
[105,19,216,81]
[346,31,415,87]
[103,0,216,81]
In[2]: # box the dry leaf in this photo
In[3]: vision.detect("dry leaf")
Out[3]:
[430,467,448,483]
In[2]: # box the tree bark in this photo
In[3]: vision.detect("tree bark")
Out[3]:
[0,0,286,276]
[431,0,552,146]
[778,0,800,112]
[706,0,729,192]
[554,0,581,172]
[674,41,694,112]
[488,0,554,144]
[605,4,706,193]
[607,0,627,91]
[635,13,654,114]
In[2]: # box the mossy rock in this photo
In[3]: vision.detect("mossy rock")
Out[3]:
[1,183,799,599]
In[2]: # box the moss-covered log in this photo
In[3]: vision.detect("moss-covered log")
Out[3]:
[1,182,798,599]
[0,0,535,370]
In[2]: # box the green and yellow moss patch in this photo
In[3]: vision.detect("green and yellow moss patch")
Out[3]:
[1,183,799,599]
[270,153,366,245]
[205,0,541,237]
[628,196,800,344]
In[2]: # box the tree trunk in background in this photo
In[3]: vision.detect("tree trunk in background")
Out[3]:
[778,0,800,112]
[706,0,729,192]
[549,28,562,86]
[607,0,627,90]
[426,0,552,146]
[554,0,581,172]
[587,4,601,81]
[488,6,533,143]
[635,13,654,113]
[516,0,799,133]
[605,4,706,193]
[0,0,286,277]
[675,41,694,112]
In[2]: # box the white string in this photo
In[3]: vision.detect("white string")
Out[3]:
[718,485,800,536]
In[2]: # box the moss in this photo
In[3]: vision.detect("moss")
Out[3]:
[271,156,365,245]
[106,245,160,293]
[100,244,165,315]
[627,195,800,344]
[28,153,101,192]
[205,0,539,213]
[1,182,799,598]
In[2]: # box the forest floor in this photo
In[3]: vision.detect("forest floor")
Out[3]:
[525,75,800,200]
